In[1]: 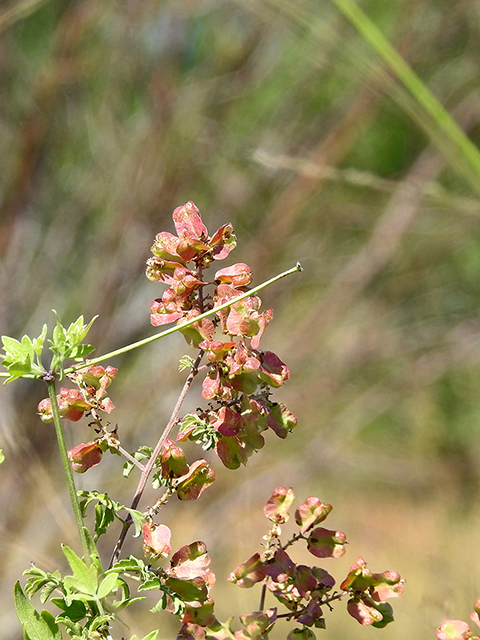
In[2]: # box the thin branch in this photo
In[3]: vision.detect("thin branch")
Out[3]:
[108,349,205,568]
[117,445,145,472]
[64,264,302,372]
[259,582,267,611]
[0,263,302,379]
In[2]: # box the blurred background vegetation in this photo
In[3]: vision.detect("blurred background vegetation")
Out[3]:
[2,0,480,637]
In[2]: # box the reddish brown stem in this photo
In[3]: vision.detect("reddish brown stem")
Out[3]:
[108,349,204,568]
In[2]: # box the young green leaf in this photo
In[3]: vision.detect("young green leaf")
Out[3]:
[179,355,195,371]
[2,335,30,359]
[124,508,145,538]
[1,325,47,382]
[3,358,33,383]
[111,596,146,612]
[88,613,113,631]
[97,572,120,599]
[32,325,48,360]
[55,615,82,636]
[67,314,98,346]
[61,546,98,596]
[51,313,67,354]
[81,527,103,573]
[68,344,96,361]
[48,312,97,377]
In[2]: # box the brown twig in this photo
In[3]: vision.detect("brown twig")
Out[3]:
[108,349,204,568]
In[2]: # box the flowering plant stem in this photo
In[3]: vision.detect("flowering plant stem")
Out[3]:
[46,377,90,560]
[64,262,302,374]
[3,203,406,639]
[108,349,204,568]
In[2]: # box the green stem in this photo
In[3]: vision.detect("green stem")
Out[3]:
[0,263,303,379]
[64,262,302,372]
[46,378,90,560]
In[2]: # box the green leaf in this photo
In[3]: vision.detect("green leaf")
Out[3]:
[0,449,4,464]
[124,508,144,538]
[24,578,49,599]
[179,355,195,372]
[2,335,29,359]
[32,325,47,360]
[108,556,148,575]
[88,613,113,631]
[151,592,184,615]
[14,582,61,640]
[1,328,46,382]
[138,578,162,591]
[82,527,103,573]
[55,616,82,635]
[23,567,60,601]
[68,344,95,361]
[66,316,85,341]
[51,313,67,354]
[123,447,152,478]
[165,576,208,603]
[48,313,98,376]
[39,611,61,640]
[150,595,169,614]
[97,573,120,599]
[39,582,58,605]
[61,546,98,596]
[70,315,98,345]
[93,502,115,540]
[5,357,33,379]
[111,596,146,612]
[139,631,159,640]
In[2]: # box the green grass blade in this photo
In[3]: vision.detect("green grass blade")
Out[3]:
[329,0,480,187]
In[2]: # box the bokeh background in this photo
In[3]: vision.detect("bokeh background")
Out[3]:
[2,0,480,638]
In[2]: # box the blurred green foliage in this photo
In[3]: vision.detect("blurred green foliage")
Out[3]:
[2,0,480,638]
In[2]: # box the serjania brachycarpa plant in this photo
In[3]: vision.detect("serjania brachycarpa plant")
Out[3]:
[1,202,404,640]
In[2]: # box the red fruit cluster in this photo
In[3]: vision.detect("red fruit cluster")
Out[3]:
[228,488,404,636]
[340,557,404,628]
[146,201,236,331]
[139,533,217,636]
[38,365,117,423]
[147,202,297,469]
[37,365,117,474]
